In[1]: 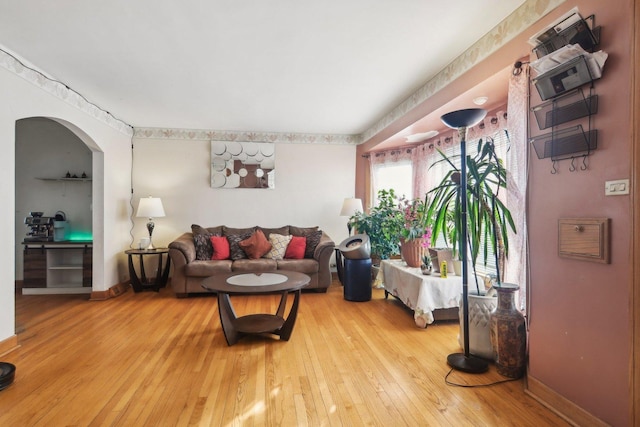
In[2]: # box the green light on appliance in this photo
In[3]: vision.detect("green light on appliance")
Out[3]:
[67,231,93,241]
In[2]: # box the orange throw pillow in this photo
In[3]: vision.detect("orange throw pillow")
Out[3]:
[285,235,306,259]
[239,229,272,259]
[210,235,230,260]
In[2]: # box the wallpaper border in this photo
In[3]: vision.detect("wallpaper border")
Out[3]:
[360,0,566,143]
[0,49,134,136]
[2,0,563,144]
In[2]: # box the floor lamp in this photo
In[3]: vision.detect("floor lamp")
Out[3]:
[441,108,489,374]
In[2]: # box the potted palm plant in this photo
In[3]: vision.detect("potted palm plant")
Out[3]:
[426,137,515,288]
[426,136,516,360]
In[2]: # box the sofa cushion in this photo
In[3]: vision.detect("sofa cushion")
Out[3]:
[193,233,214,260]
[223,226,256,236]
[239,229,272,259]
[184,260,233,277]
[210,235,230,260]
[259,226,290,238]
[192,224,223,235]
[288,225,319,236]
[264,233,292,260]
[277,259,319,275]
[232,258,277,272]
[285,235,306,259]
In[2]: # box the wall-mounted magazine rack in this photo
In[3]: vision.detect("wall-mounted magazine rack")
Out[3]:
[532,88,598,130]
[532,55,597,101]
[532,13,600,58]
[530,125,597,174]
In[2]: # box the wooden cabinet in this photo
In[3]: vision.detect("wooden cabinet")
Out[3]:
[23,246,47,288]
[22,242,92,294]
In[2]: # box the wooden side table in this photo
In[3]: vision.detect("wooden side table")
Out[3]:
[125,248,171,292]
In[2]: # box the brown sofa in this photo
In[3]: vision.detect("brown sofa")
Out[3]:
[168,225,335,297]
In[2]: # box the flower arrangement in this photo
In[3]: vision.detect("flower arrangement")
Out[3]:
[349,190,434,261]
[398,195,432,243]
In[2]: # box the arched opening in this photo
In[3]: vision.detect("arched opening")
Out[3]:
[15,117,104,295]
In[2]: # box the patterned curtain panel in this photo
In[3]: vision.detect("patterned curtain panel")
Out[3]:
[505,64,530,310]
[411,109,509,200]
[367,148,413,207]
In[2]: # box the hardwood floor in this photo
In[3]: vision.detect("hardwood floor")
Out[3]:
[1,281,568,426]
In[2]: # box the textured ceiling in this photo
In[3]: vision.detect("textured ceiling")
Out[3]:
[0,0,525,136]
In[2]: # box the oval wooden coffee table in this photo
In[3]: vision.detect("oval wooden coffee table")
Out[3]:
[202,271,310,346]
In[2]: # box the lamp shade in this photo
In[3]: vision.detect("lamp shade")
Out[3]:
[440,108,487,129]
[136,197,165,218]
[340,198,363,217]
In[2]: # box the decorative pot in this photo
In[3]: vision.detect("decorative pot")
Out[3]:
[400,238,424,268]
[420,265,432,275]
[458,289,497,360]
[428,248,452,273]
[490,283,526,378]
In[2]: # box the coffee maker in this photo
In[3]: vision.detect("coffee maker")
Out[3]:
[24,212,54,242]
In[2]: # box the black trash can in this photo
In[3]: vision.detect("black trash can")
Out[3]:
[336,234,372,302]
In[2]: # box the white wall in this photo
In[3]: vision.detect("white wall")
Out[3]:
[131,137,356,253]
[0,64,132,344]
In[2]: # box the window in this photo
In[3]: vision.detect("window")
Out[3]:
[429,129,511,278]
[372,161,413,204]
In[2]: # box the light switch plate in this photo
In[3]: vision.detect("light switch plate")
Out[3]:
[605,179,630,196]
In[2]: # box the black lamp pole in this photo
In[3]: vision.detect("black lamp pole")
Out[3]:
[441,108,489,374]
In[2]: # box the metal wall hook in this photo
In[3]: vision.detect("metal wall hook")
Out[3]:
[569,157,576,172]
[581,155,588,170]
[551,160,558,174]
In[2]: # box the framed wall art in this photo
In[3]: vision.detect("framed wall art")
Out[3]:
[210,141,275,189]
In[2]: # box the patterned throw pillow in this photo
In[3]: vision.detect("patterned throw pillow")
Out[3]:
[194,233,214,260]
[303,230,323,259]
[264,233,293,260]
[227,232,253,260]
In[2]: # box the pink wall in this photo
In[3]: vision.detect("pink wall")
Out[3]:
[527,1,632,425]
[357,0,635,424]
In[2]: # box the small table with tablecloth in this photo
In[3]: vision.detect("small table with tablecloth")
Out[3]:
[380,259,462,328]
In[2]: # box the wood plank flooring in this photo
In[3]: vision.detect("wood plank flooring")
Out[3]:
[0,281,569,426]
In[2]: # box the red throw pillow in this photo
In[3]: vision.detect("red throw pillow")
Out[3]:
[239,229,272,259]
[210,235,230,260]
[285,235,306,259]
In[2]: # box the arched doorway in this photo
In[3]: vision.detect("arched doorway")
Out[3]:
[15,117,104,295]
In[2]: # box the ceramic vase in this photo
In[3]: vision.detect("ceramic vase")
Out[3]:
[451,259,462,276]
[489,283,527,378]
[400,238,424,268]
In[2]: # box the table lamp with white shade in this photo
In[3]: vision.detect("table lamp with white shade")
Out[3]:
[136,196,166,250]
[340,198,363,235]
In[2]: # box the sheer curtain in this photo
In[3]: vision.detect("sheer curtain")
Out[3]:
[411,110,525,280]
[412,110,509,200]
[505,65,530,309]
[367,96,529,307]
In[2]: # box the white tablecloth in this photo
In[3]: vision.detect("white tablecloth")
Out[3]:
[381,259,462,327]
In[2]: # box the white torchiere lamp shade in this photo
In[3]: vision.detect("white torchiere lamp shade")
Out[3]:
[340,197,363,235]
[136,196,166,250]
